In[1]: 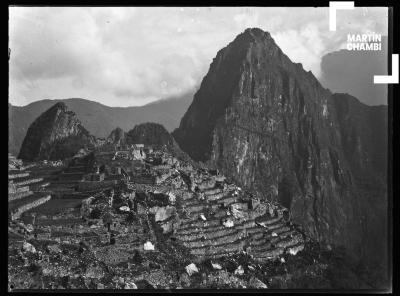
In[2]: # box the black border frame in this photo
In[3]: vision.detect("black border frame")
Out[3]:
[4,1,398,294]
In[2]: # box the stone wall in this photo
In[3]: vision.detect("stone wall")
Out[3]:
[9,190,33,202]
[9,172,29,179]
[10,195,51,220]
[13,177,44,187]
[77,180,117,192]
[131,175,156,185]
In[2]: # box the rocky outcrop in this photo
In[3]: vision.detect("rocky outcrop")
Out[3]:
[332,93,387,183]
[126,123,174,147]
[107,127,126,145]
[173,28,387,270]
[18,102,96,161]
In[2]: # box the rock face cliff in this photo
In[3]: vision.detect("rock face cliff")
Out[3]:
[173,28,387,271]
[18,102,96,161]
[331,93,388,267]
[107,127,126,145]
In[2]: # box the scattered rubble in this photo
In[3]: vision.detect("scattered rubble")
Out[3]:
[118,206,130,212]
[249,277,268,289]
[185,263,199,276]
[234,265,244,275]
[22,241,36,254]
[47,244,61,254]
[223,219,234,228]
[211,262,222,270]
[144,241,155,251]
[153,206,175,222]
[124,281,138,289]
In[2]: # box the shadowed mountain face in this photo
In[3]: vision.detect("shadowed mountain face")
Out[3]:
[18,102,96,161]
[9,91,194,156]
[319,37,388,106]
[173,28,388,277]
[107,127,126,145]
[332,93,387,179]
[126,123,174,146]
[331,93,388,271]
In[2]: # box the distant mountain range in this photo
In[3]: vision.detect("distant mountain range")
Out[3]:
[9,91,195,156]
[319,36,388,106]
[17,100,186,162]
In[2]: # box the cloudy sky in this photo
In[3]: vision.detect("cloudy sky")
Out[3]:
[9,7,388,107]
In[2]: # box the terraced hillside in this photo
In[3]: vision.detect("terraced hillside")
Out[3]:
[9,146,383,290]
[173,170,305,262]
[8,154,66,220]
[123,150,306,264]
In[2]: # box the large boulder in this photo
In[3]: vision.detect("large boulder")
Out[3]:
[153,206,176,222]
[22,241,36,254]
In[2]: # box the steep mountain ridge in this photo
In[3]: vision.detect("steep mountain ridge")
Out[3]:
[18,102,96,161]
[173,28,388,274]
[107,127,126,145]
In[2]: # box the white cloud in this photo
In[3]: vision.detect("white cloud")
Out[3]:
[9,7,388,107]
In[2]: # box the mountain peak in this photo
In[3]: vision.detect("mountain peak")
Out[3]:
[173,28,285,161]
[44,102,72,119]
[243,27,271,38]
[50,101,68,111]
[231,27,274,47]
[18,102,95,161]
